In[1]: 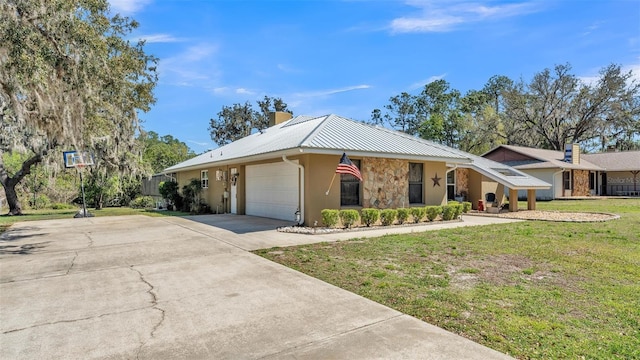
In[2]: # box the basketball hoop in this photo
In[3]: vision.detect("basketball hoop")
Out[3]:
[62,150,95,218]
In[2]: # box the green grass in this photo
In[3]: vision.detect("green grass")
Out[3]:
[0,207,190,230]
[255,199,640,359]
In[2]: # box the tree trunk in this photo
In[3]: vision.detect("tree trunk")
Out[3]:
[3,181,23,215]
[0,153,44,215]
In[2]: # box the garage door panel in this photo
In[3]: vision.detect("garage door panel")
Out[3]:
[246,162,299,221]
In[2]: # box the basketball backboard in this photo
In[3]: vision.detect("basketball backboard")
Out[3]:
[63,150,95,168]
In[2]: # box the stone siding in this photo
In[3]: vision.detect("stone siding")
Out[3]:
[362,157,409,209]
[456,168,469,199]
[573,170,590,196]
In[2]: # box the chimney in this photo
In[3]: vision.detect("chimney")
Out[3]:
[564,143,581,164]
[268,111,293,127]
[572,143,580,164]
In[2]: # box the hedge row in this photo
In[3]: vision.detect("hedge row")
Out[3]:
[320,201,472,228]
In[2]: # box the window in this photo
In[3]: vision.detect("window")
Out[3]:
[201,170,209,189]
[589,172,596,191]
[563,171,571,190]
[447,170,456,201]
[340,159,360,206]
[409,163,423,204]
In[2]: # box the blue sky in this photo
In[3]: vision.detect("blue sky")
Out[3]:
[108,0,640,154]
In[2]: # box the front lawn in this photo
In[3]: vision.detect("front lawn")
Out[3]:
[255,199,640,359]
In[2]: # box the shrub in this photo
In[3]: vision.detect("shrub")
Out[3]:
[361,208,380,227]
[380,209,397,226]
[339,209,360,228]
[130,196,155,209]
[425,206,442,221]
[452,202,464,219]
[29,194,51,210]
[51,202,75,210]
[410,207,426,223]
[441,205,455,221]
[462,201,472,213]
[396,208,410,224]
[321,209,340,227]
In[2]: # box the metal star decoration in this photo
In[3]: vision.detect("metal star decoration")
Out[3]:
[431,173,442,187]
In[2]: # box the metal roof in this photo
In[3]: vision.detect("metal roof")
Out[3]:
[443,147,551,189]
[163,114,551,189]
[165,114,472,172]
[582,151,640,172]
[488,145,603,171]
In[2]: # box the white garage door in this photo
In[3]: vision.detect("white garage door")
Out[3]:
[245,162,299,221]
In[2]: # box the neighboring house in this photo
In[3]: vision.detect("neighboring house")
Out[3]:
[483,144,612,200]
[582,150,640,196]
[164,113,550,225]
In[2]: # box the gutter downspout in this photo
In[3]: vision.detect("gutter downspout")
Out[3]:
[553,168,565,199]
[282,155,304,225]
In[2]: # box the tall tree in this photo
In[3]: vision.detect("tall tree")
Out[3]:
[208,96,291,146]
[458,90,506,154]
[0,0,157,215]
[140,131,195,174]
[370,92,420,135]
[416,79,463,147]
[503,63,639,150]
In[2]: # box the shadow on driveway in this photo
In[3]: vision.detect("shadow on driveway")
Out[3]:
[178,213,295,234]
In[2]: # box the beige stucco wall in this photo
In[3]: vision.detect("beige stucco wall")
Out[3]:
[174,154,451,225]
[467,170,505,209]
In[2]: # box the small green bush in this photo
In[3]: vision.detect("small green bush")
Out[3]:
[425,206,442,221]
[462,201,472,213]
[410,207,426,223]
[339,209,360,228]
[380,209,397,226]
[130,196,155,209]
[452,202,464,219]
[51,202,76,210]
[361,208,380,227]
[396,208,410,224]
[29,194,51,209]
[442,204,456,221]
[321,209,340,227]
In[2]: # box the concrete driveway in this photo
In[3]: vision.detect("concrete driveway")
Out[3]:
[0,215,514,359]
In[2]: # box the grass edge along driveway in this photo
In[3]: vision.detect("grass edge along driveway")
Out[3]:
[255,199,640,360]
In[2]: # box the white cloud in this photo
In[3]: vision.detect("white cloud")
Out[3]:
[159,43,219,86]
[236,88,255,95]
[293,84,372,98]
[109,0,152,15]
[409,73,447,90]
[134,34,183,44]
[390,1,543,33]
[277,63,302,73]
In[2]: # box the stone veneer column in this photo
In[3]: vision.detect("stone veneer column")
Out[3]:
[362,157,409,209]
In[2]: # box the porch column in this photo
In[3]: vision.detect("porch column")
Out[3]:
[527,189,536,210]
[509,188,518,212]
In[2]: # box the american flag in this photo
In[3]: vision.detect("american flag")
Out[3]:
[336,153,362,181]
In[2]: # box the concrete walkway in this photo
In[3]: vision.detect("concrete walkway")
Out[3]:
[0,215,516,359]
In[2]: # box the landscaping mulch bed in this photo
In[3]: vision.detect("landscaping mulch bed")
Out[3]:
[475,210,620,222]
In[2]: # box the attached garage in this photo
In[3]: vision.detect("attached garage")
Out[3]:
[245,161,299,221]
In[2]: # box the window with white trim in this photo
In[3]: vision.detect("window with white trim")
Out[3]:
[201,170,209,189]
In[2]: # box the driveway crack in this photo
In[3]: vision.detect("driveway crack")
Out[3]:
[129,265,166,357]
[65,251,78,275]
[85,232,94,248]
